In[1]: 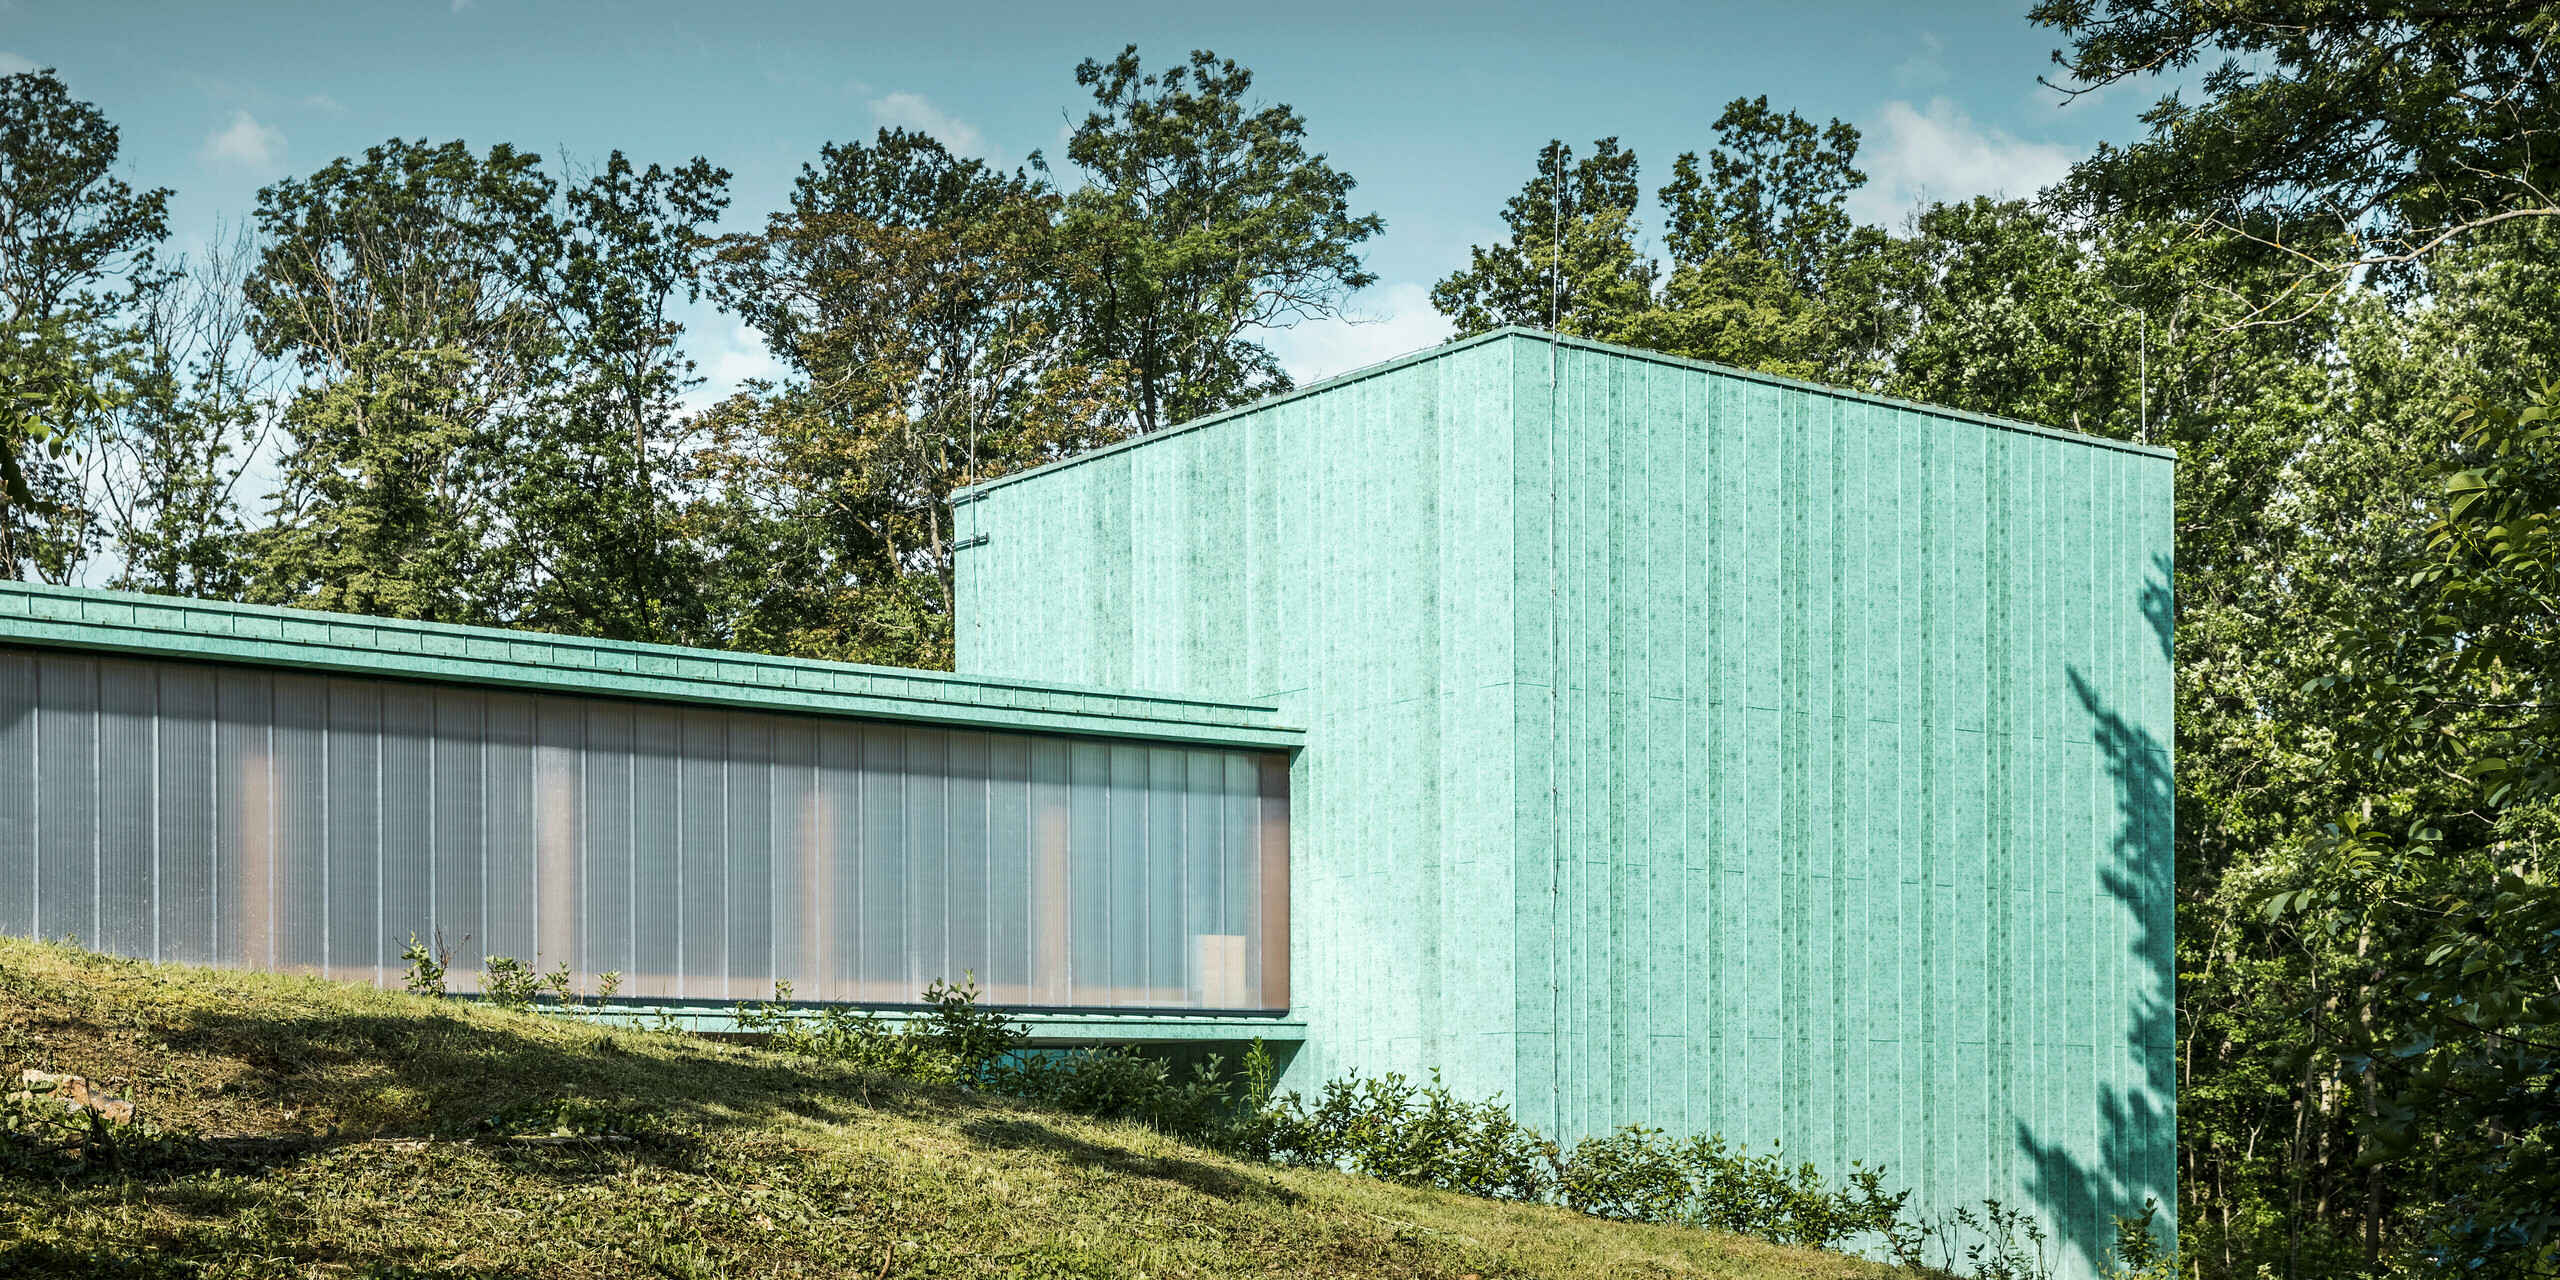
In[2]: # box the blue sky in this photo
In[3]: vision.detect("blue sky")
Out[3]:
[4,0,2161,398]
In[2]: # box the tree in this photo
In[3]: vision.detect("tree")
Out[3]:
[1056,46,1382,433]
[2287,375,2560,1277]
[1435,105,1905,386]
[95,226,274,599]
[0,67,169,581]
[703,129,1126,667]
[2036,0,2560,312]
[1429,138,1654,340]
[1883,198,2139,434]
[505,150,728,643]
[1623,99,1892,381]
[1657,96,1863,295]
[243,138,554,623]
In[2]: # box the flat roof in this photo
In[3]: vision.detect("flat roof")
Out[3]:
[953,326,2176,502]
[0,581,1300,751]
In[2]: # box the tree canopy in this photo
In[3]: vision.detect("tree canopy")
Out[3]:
[11,24,2560,1274]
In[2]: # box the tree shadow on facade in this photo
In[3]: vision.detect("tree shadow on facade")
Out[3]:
[2144,553,2174,666]
[2013,665,2175,1278]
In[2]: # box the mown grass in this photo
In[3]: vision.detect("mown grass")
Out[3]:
[0,936,1890,1279]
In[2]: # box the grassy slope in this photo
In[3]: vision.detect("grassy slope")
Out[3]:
[0,938,1888,1279]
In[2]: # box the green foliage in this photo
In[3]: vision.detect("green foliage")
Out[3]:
[1056,46,1383,433]
[1432,99,1904,386]
[2105,1200,2181,1280]
[504,150,729,644]
[993,1048,1240,1140]
[2282,378,2560,1277]
[0,67,169,582]
[2036,0,2560,300]
[1675,1135,1903,1252]
[1556,1125,1688,1222]
[1656,96,1864,294]
[93,229,266,599]
[701,128,1121,667]
[478,955,544,1012]
[1261,1068,1555,1201]
[242,137,556,621]
[397,932,444,997]
[733,974,1030,1090]
[1428,137,1655,340]
[0,318,107,530]
[1921,1201,2055,1280]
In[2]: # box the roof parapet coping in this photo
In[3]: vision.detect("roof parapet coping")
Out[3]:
[952,326,2176,503]
[0,580,1301,751]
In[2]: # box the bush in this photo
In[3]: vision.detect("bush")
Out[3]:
[706,976,2077,1277]
[729,977,1028,1086]
[1558,1125,1689,1221]
[1677,1133,1906,1250]
[1259,1068,1553,1200]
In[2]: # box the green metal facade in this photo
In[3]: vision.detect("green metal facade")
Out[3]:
[955,329,2175,1274]
[0,580,1298,750]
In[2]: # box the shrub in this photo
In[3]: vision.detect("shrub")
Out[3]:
[1677,1133,1905,1250]
[479,955,543,1010]
[703,975,2069,1277]
[732,974,1030,1089]
[1558,1125,1689,1221]
[398,933,444,997]
[1260,1068,1553,1200]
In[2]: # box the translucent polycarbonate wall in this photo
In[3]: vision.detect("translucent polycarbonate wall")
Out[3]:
[0,648,1289,1010]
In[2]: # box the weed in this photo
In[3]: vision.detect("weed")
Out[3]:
[398,932,445,997]
[479,955,543,1010]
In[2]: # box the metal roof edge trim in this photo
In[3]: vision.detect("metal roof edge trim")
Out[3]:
[0,580,1301,750]
[1522,327,2180,460]
[950,329,1522,501]
[951,326,2175,502]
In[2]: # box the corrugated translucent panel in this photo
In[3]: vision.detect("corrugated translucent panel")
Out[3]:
[2,645,1286,1010]
[0,654,34,937]
[157,664,217,965]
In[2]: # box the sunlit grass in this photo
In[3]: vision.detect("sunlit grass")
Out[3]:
[0,936,1888,1278]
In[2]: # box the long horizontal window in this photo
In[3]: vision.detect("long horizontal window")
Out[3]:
[0,648,1289,1011]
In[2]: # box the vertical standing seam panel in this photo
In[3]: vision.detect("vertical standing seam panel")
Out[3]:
[945,334,2173,1280]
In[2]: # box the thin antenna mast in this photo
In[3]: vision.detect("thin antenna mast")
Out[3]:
[1545,142,1565,1129]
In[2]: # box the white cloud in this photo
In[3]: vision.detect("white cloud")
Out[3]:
[1849,97,2074,225]
[0,50,37,75]
[196,110,287,177]
[1892,33,1948,91]
[1263,282,1456,386]
[868,91,987,157]
[304,91,342,113]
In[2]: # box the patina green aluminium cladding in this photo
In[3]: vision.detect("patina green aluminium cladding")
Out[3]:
[954,328,2175,1279]
[0,579,1300,750]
